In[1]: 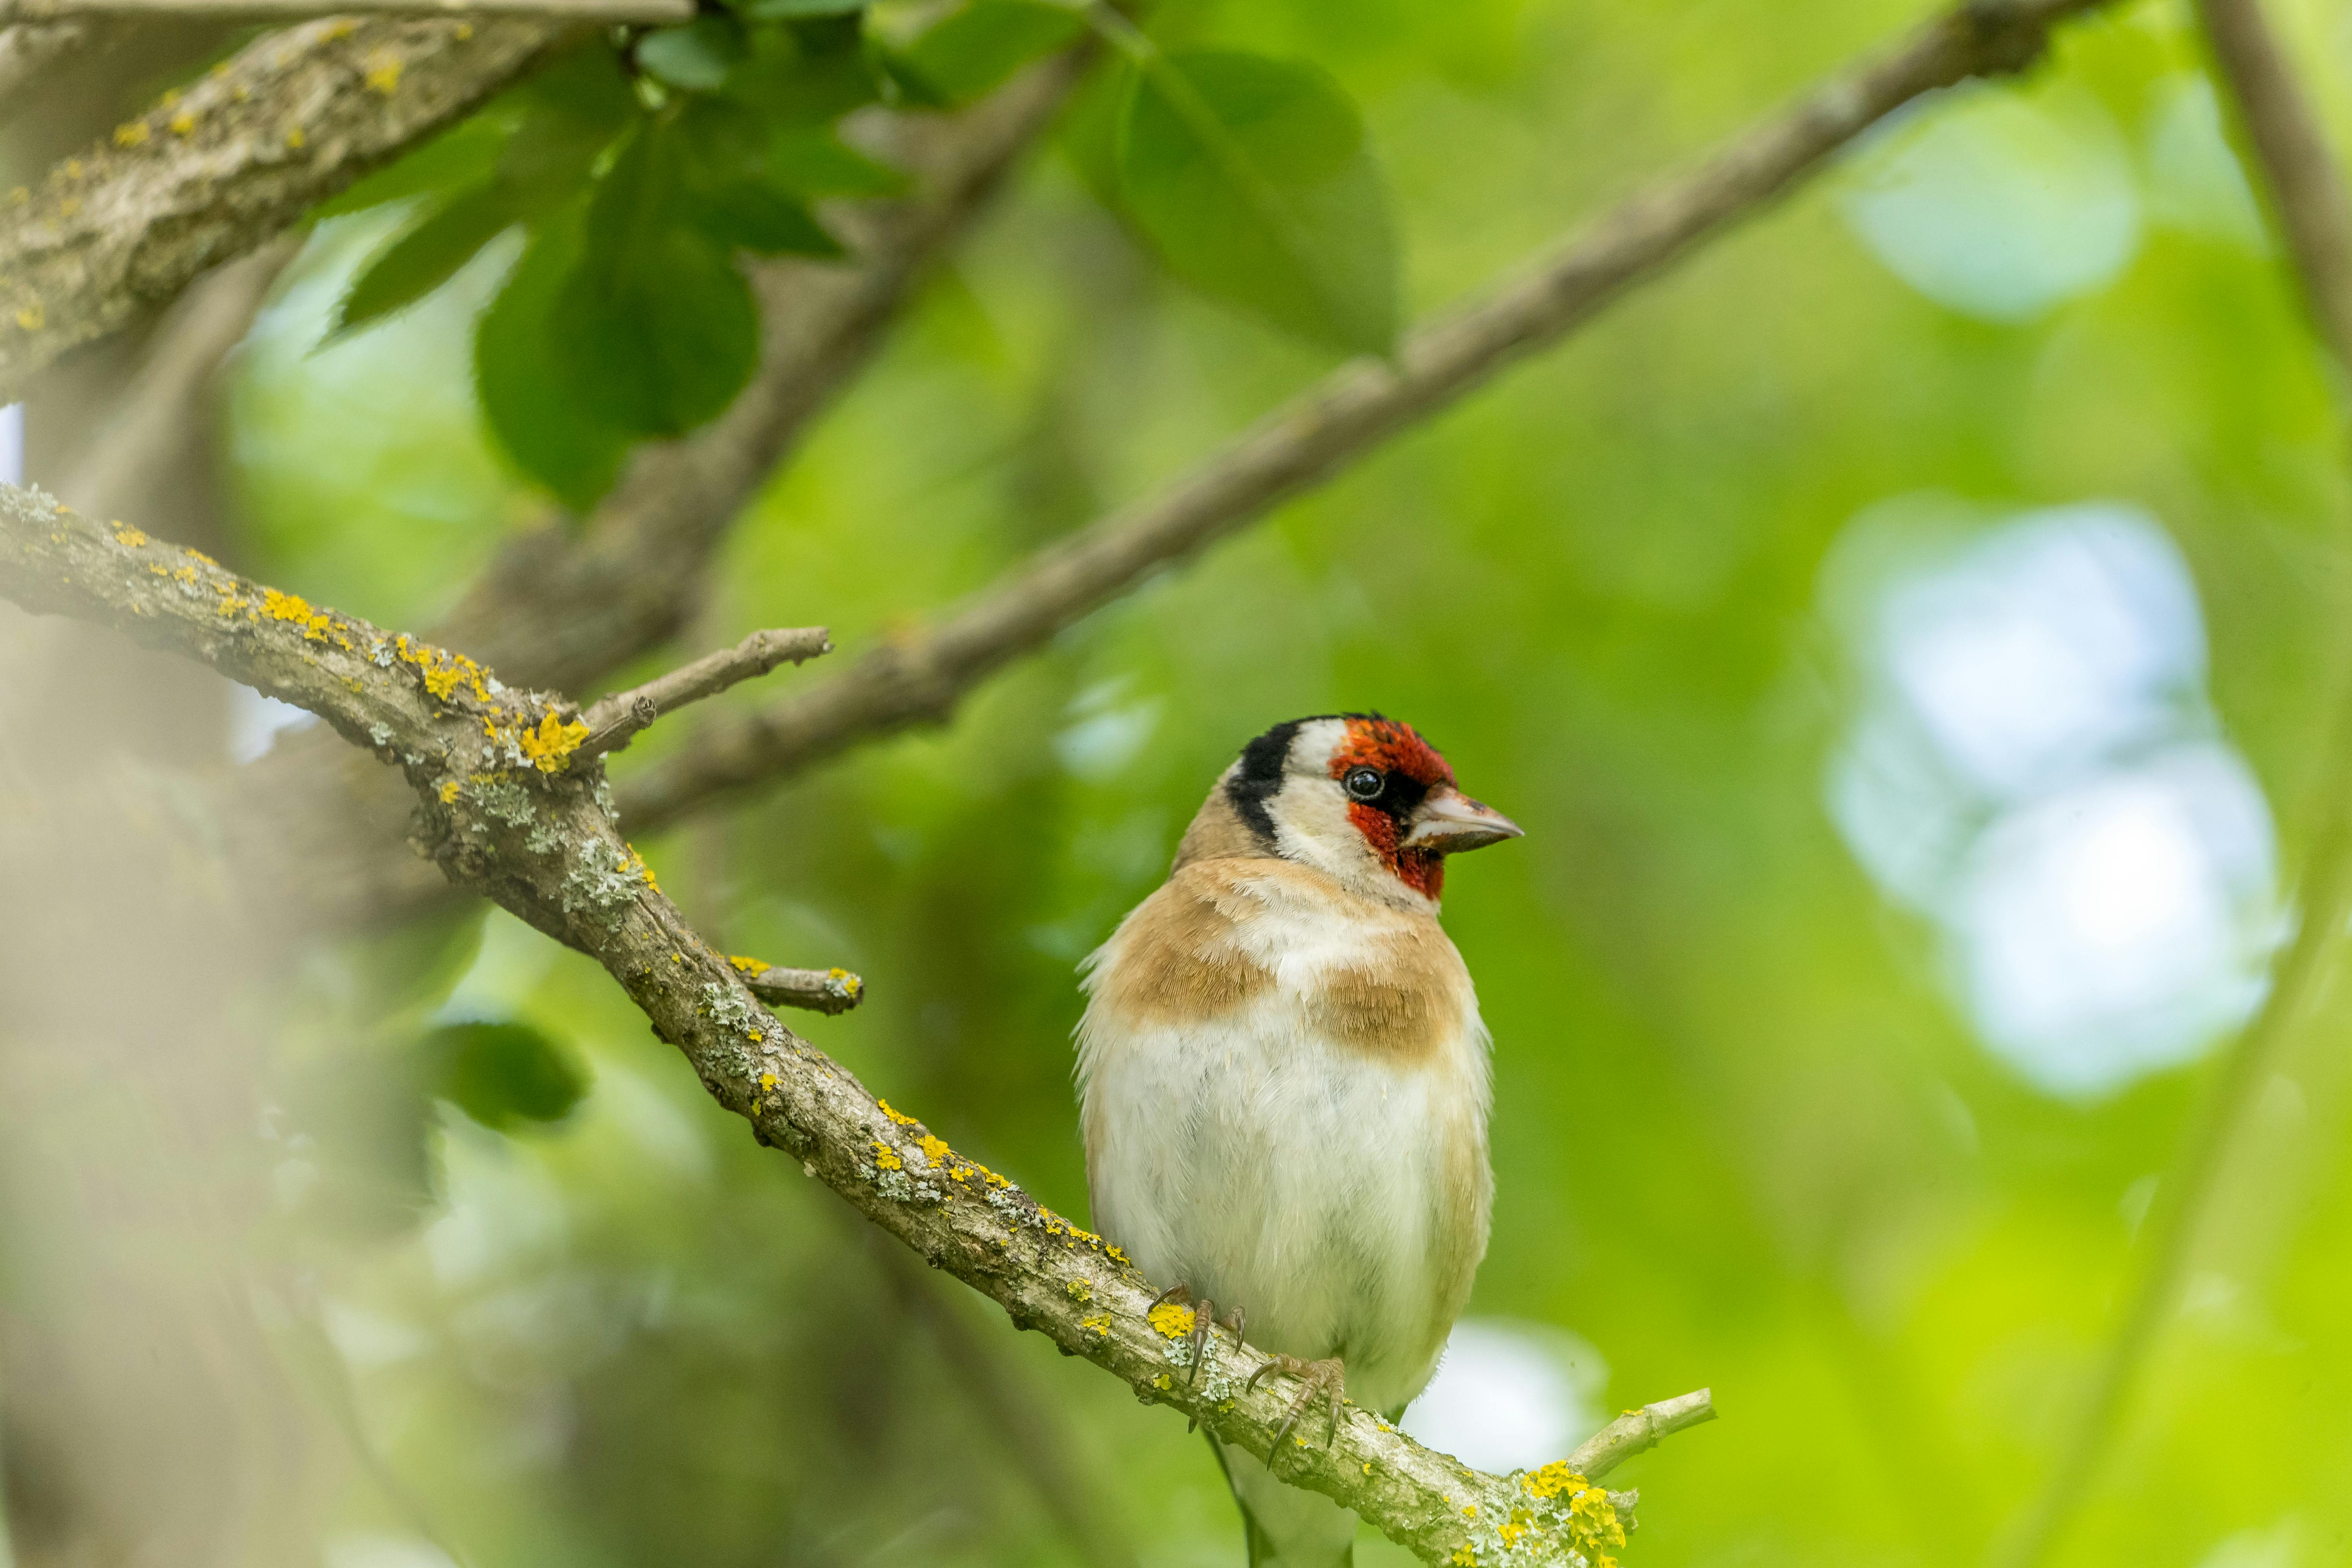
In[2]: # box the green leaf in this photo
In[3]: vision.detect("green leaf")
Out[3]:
[891,0,1082,105]
[720,19,884,122]
[518,38,640,127]
[637,15,750,93]
[350,906,489,1027]
[314,112,510,220]
[329,184,517,340]
[1116,49,1399,356]
[496,105,625,220]
[556,130,761,437]
[767,127,906,198]
[474,201,634,510]
[685,181,844,256]
[421,1020,590,1132]
[677,100,851,255]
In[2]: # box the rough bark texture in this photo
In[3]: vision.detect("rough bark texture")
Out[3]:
[4,0,678,18]
[0,484,1711,1566]
[614,0,2119,833]
[0,12,567,399]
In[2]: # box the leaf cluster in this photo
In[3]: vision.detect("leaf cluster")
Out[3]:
[323,1,1404,511]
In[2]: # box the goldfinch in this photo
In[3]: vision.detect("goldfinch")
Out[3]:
[1076,714,1522,1568]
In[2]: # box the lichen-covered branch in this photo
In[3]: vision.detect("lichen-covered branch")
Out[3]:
[0,13,568,400]
[1991,5,2352,1566]
[0,485,1711,1566]
[4,0,677,18]
[613,0,2121,831]
[578,625,833,760]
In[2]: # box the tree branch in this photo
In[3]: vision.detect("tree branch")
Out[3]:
[1991,5,2352,1566]
[0,13,569,401]
[0,486,1711,1566]
[4,0,677,18]
[576,625,832,761]
[612,0,2122,833]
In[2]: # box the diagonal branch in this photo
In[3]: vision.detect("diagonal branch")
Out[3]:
[0,13,569,401]
[613,0,2124,834]
[0,486,1713,1567]
[1990,4,2352,1566]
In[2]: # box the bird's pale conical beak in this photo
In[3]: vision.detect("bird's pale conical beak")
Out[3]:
[1403,788,1524,853]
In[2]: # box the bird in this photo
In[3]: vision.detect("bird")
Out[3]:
[1076,713,1522,1568]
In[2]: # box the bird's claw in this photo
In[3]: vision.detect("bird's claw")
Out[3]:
[1149,1284,1250,1414]
[1245,1353,1347,1452]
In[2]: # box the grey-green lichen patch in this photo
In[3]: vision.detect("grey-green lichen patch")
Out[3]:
[558,835,650,926]
[464,774,535,830]
[702,980,765,1039]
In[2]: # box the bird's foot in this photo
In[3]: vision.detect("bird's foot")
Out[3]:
[1244,1353,1347,1452]
[1149,1283,1247,1427]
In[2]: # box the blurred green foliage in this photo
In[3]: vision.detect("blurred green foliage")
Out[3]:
[221,0,2352,1565]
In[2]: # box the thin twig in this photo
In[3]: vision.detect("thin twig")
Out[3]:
[0,489,1712,1566]
[1991,5,2352,1566]
[614,0,2120,832]
[1562,1389,1717,1480]
[575,626,831,760]
[736,960,866,1015]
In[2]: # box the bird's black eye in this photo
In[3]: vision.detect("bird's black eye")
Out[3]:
[1343,766,1384,802]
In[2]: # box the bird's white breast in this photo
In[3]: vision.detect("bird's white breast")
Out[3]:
[1076,858,1494,1416]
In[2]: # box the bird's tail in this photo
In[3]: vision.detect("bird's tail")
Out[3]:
[1209,1434,1356,1568]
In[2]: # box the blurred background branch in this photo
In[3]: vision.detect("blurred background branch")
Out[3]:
[1991,2,2352,1564]
[614,0,2125,832]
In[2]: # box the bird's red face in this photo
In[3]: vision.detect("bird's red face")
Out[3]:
[1327,717,1461,899]
[1225,712,1522,906]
